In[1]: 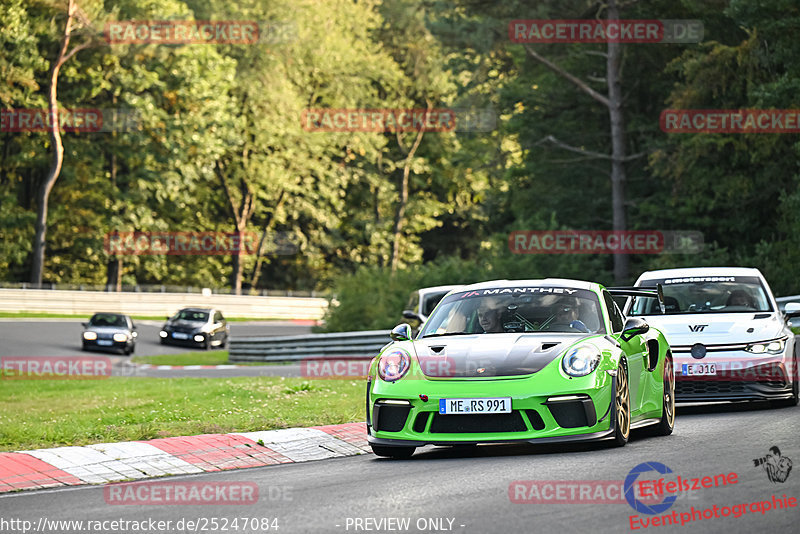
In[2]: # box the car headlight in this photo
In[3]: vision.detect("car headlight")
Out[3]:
[378,349,411,382]
[113,333,128,343]
[83,331,97,340]
[745,338,786,355]
[159,330,168,338]
[193,334,205,342]
[562,346,601,377]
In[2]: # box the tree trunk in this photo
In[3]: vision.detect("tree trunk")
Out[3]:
[105,118,122,291]
[521,0,632,284]
[30,0,88,286]
[607,0,629,283]
[31,9,71,285]
[216,161,255,296]
[248,190,287,290]
[390,127,426,272]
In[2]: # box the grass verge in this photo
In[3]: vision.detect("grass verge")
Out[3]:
[131,351,230,366]
[0,376,364,451]
[130,351,277,366]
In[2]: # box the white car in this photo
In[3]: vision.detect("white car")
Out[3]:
[625,267,800,405]
[402,285,464,326]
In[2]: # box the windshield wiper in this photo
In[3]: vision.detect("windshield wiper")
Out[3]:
[421,331,471,338]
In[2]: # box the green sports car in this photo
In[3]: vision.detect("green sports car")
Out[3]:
[366,279,675,458]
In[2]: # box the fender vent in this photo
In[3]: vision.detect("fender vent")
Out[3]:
[540,342,560,351]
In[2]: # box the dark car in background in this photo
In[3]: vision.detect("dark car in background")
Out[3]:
[82,313,137,355]
[159,308,229,349]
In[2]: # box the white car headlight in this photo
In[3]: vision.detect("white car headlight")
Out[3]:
[113,333,128,342]
[745,338,786,355]
[83,331,97,340]
[562,346,601,377]
[193,334,205,342]
[159,330,168,338]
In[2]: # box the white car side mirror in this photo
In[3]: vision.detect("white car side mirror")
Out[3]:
[784,302,800,319]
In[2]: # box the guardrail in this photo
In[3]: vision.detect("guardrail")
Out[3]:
[228,330,390,362]
[0,288,328,320]
[0,282,326,297]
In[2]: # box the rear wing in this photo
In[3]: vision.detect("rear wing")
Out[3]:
[607,284,665,314]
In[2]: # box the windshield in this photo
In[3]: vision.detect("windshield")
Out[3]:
[419,287,605,337]
[174,310,209,322]
[89,313,126,327]
[421,290,451,317]
[630,276,773,315]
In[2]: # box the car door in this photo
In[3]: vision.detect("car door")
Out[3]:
[212,311,224,343]
[604,290,646,414]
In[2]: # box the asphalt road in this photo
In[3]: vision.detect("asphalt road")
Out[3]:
[0,319,313,377]
[0,319,311,358]
[1,402,798,534]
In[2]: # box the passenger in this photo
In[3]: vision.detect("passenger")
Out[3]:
[548,297,590,333]
[727,289,755,309]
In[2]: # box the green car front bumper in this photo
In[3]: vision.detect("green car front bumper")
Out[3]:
[367,359,619,447]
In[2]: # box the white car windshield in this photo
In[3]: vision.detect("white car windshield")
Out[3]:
[630,275,772,315]
[419,287,605,337]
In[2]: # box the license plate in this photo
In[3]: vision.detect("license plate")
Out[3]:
[172,332,190,340]
[682,363,716,376]
[439,397,512,415]
[97,340,113,346]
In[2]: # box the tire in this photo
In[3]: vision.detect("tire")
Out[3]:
[81,343,89,351]
[160,339,168,345]
[220,336,227,349]
[652,355,676,436]
[371,445,415,459]
[611,361,631,447]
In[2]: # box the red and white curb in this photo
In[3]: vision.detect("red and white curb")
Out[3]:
[0,422,368,494]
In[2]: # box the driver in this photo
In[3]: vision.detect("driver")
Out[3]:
[476,298,504,333]
[549,297,590,333]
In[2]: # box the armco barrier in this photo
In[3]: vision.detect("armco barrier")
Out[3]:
[228,330,390,362]
[0,288,327,320]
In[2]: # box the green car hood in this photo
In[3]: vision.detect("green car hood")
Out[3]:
[413,333,596,378]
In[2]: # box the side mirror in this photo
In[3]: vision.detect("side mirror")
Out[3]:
[402,310,422,322]
[390,323,412,342]
[81,322,88,327]
[166,316,171,321]
[621,317,649,342]
[784,303,800,319]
